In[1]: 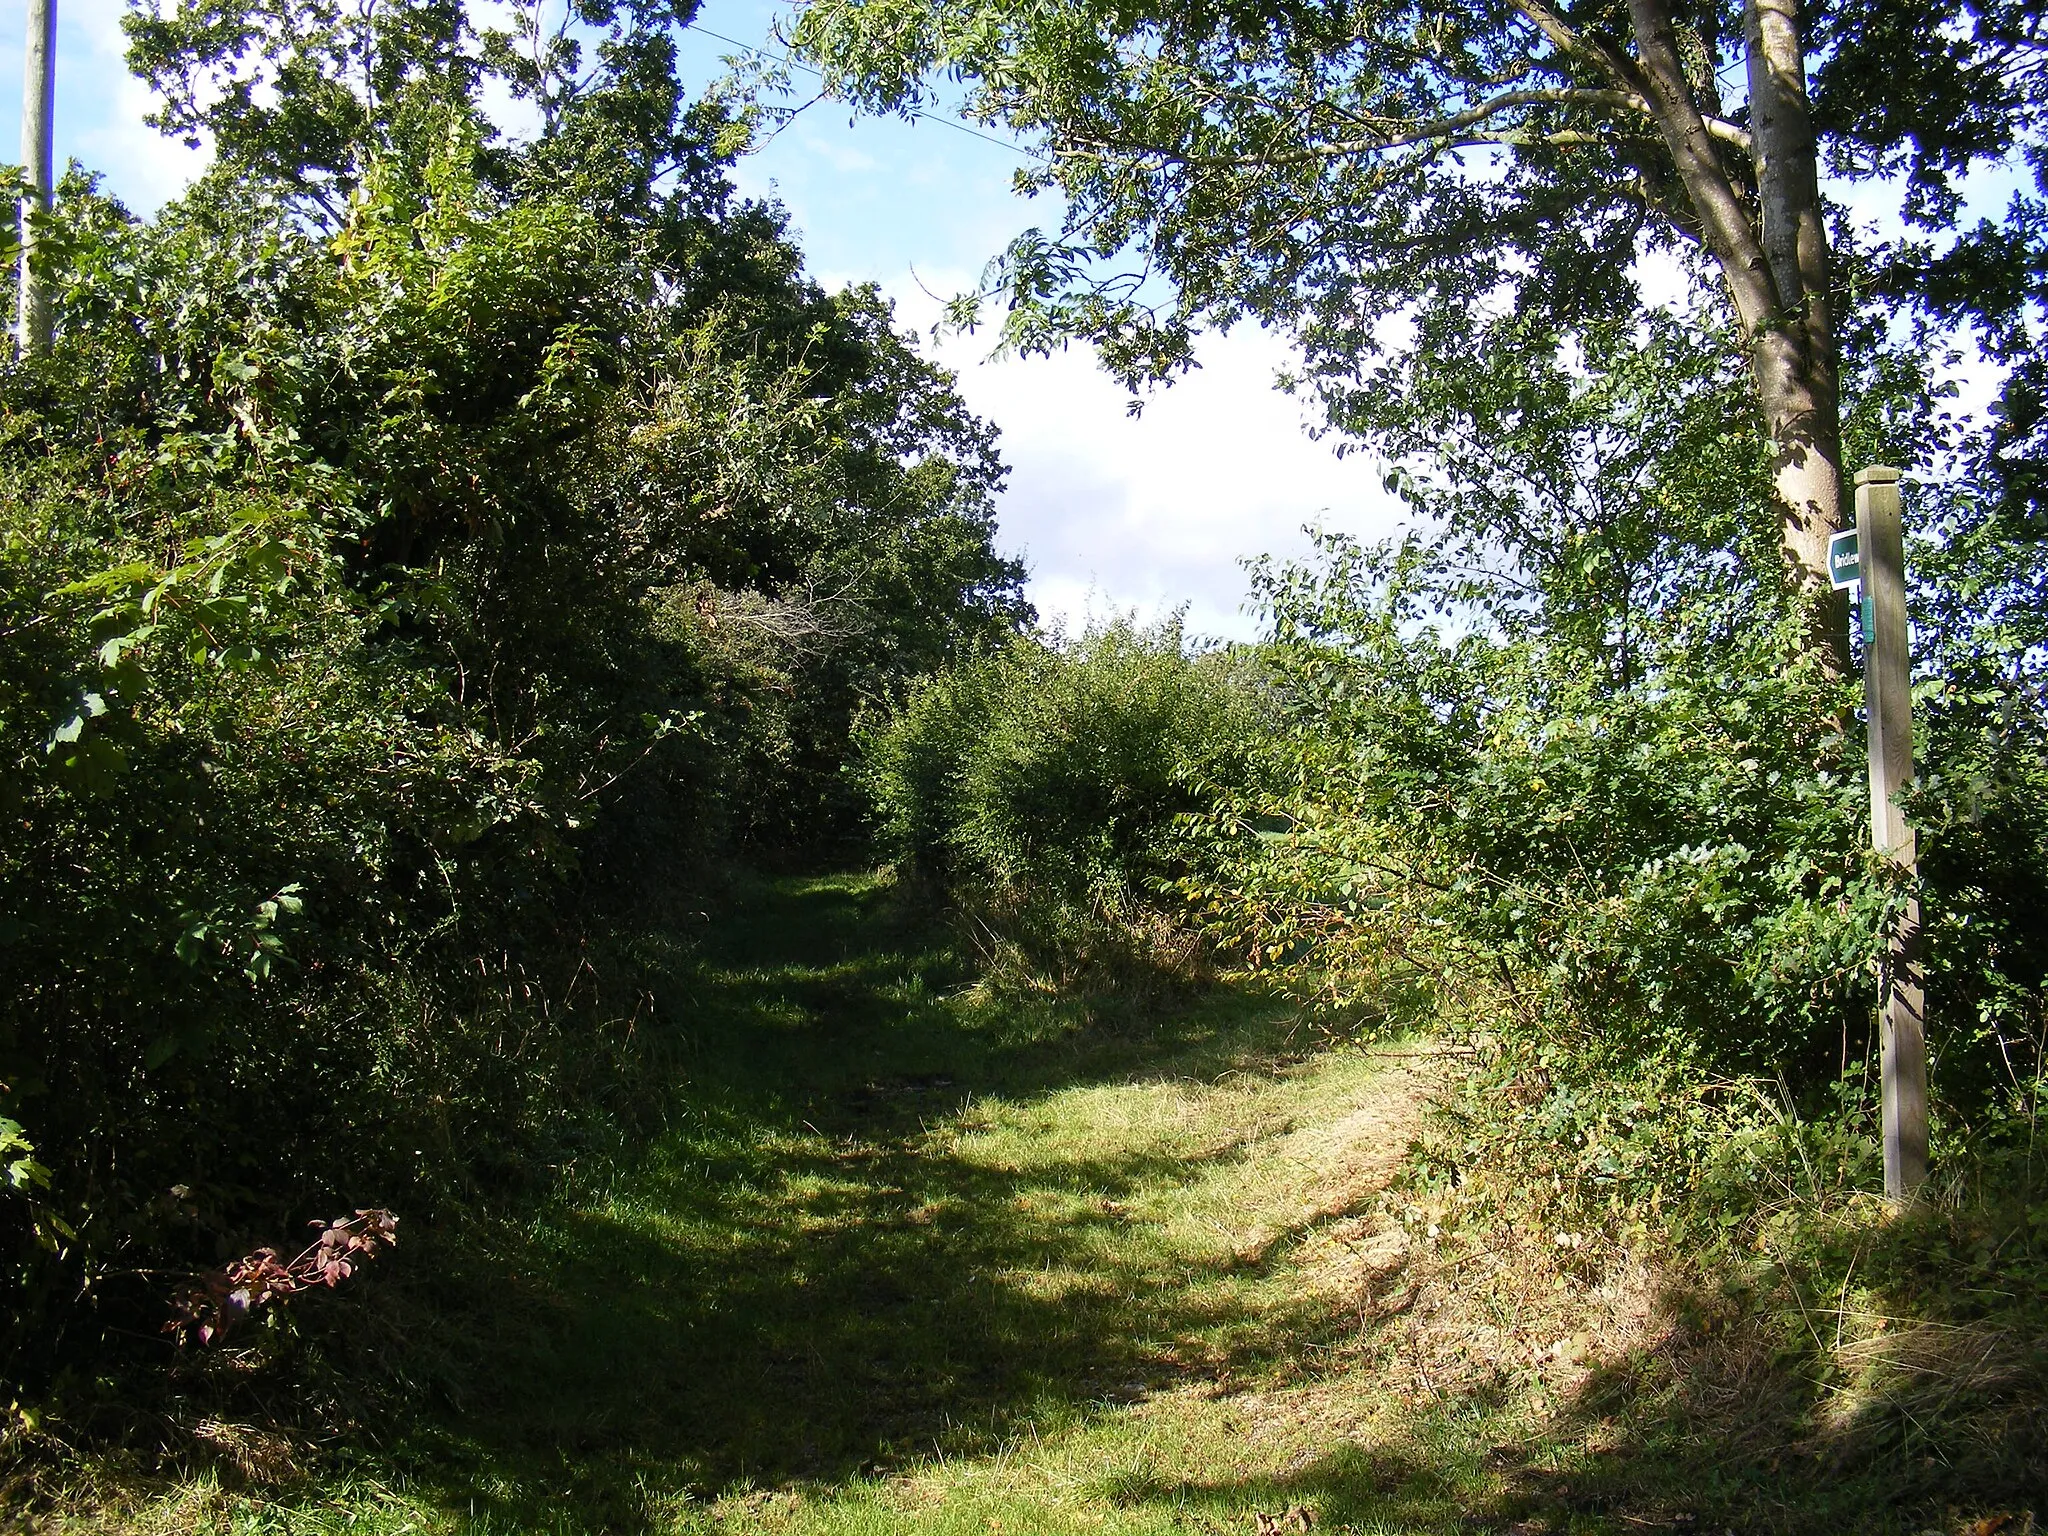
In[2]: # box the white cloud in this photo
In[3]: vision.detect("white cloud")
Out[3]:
[882,274,1410,642]
[55,0,210,212]
[793,131,880,176]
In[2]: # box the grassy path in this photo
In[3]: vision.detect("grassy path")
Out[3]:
[112,873,1482,1535]
[87,874,2038,1536]
[477,870,1439,1535]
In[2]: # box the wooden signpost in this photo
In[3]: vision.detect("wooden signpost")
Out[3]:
[1843,467,1927,1200]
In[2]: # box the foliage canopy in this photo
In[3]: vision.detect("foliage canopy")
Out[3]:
[791,0,2048,659]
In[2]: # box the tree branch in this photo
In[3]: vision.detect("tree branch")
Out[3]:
[1506,0,1641,86]
[1625,0,1780,340]
[1048,83,1750,171]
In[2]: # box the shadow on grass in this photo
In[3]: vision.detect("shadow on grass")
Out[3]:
[1077,1310,2042,1536]
[1529,1205,2048,1534]
[368,873,1332,1531]
[291,875,2042,1536]
[1106,1213,2047,1536]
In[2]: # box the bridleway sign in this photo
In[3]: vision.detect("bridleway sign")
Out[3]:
[1828,528,1861,590]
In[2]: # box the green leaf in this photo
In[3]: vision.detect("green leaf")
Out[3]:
[97,625,158,668]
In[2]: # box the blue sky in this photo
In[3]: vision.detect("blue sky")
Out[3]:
[4,0,1407,640]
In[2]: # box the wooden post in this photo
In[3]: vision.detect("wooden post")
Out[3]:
[16,0,56,358]
[1856,466,1927,1201]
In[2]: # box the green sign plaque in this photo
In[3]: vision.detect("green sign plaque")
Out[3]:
[1828,528,1861,590]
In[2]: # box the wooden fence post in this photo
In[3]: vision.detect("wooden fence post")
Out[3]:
[1855,466,1927,1201]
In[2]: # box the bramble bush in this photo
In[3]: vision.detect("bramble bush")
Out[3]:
[1190,533,1895,1213]
[1184,310,2048,1225]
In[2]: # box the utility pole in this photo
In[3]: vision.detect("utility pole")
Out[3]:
[1854,466,1928,1200]
[16,0,56,358]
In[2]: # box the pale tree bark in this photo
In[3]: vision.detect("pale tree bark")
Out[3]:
[1744,0,1848,669]
[1621,0,1851,674]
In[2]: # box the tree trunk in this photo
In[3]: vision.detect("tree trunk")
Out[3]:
[1749,315,1850,672]
[1744,0,1850,673]
[1626,0,1850,674]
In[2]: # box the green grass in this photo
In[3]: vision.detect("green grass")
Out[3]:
[58,874,2046,1536]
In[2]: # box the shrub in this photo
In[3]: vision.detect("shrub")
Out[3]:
[860,619,1267,961]
[1184,306,2048,1223]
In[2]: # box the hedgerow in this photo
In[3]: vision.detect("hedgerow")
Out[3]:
[0,111,1025,1409]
